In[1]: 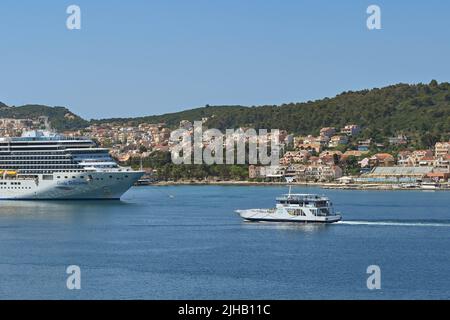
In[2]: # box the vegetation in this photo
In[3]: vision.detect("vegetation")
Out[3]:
[2,80,450,149]
[0,103,88,130]
[126,151,248,181]
[91,81,450,149]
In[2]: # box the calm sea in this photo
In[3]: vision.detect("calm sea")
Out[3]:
[0,186,449,299]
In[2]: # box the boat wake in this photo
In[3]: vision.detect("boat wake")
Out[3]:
[337,220,450,228]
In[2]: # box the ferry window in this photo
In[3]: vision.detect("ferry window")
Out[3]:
[80,176,84,179]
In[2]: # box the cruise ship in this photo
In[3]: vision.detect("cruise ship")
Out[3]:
[0,130,144,200]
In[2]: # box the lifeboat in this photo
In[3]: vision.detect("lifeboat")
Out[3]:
[0,170,17,175]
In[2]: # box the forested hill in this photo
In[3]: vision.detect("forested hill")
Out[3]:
[0,103,88,130]
[93,81,450,144]
[1,81,450,145]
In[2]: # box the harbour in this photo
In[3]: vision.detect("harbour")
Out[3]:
[0,185,448,299]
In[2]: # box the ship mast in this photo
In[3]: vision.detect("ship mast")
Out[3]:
[285,176,294,198]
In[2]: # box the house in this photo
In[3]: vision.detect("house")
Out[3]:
[323,165,343,180]
[308,156,320,165]
[359,157,370,168]
[284,134,294,146]
[316,165,342,181]
[320,127,336,138]
[298,142,322,153]
[328,135,349,148]
[280,150,311,165]
[434,155,450,172]
[248,165,261,179]
[295,136,323,153]
[418,156,436,167]
[341,124,361,136]
[410,150,434,166]
[369,153,395,167]
[388,135,408,145]
[248,165,286,180]
[303,165,343,182]
[397,151,413,166]
[343,150,368,158]
[358,138,371,151]
[320,150,343,158]
[315,135,330,147]
[319,155,337,166]
[435,142,450,158]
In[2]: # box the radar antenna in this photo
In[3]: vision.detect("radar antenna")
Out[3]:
[285,176,294,197]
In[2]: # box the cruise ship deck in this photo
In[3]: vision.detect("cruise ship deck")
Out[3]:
[0,130,144,199]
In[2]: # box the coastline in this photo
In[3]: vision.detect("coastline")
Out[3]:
[147,180,450,191]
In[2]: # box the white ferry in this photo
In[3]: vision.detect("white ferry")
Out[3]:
[236,188,342,223]
[0,130,144,200]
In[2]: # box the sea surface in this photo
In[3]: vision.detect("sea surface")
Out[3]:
[0,185,449,299]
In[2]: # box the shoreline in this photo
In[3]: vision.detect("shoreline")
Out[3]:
[144,180,450,191]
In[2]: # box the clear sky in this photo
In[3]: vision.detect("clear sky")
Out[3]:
[0,0,449,119]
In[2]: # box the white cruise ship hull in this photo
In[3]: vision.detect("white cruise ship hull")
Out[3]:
[0,171,144,200]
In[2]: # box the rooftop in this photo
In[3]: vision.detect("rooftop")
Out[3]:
[369,166,434,176]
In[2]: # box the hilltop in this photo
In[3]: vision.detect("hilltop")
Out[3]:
[92,81,450,147]
[0,103,88,130]
[1,80,450,147]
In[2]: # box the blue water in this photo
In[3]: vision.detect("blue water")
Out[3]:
[0,186,449,299]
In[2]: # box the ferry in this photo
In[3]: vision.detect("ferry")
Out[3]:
[236,188,342,223]
[0,130,144,200]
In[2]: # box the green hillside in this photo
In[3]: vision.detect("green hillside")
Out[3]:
[90,105,249,128]
[92,81,450,147]
[1,80,450,148]
[0,103,88,130]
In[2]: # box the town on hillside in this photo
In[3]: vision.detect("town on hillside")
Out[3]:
[0,116,449,187]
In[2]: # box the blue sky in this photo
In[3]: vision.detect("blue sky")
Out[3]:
[0,0,449,119]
